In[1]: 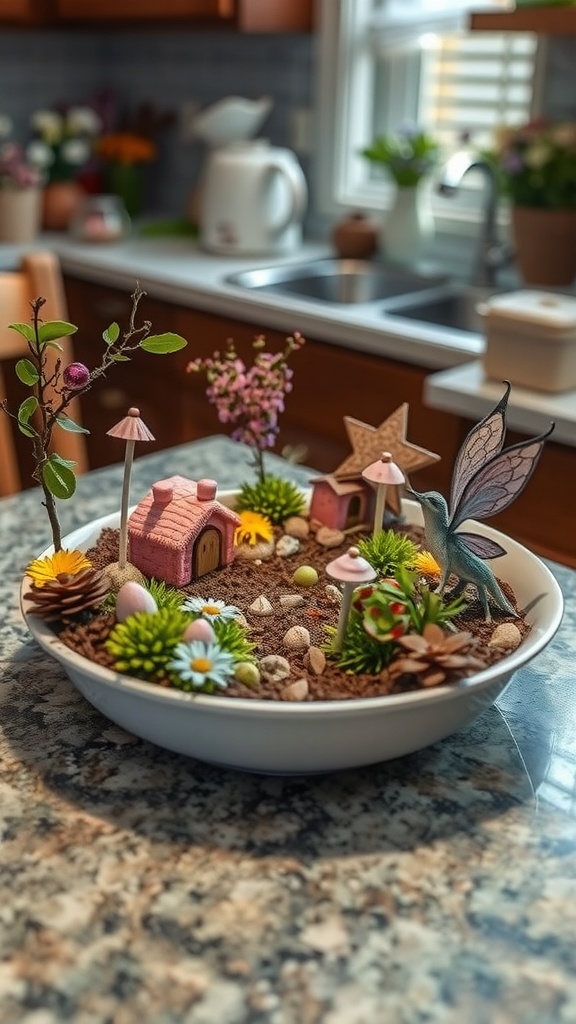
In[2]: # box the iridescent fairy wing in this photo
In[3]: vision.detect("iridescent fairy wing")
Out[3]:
[454,531,507,559]
[449,382,511,520]
[450,423,555,532]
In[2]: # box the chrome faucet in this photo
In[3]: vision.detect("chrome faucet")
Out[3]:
[437,150,510,288]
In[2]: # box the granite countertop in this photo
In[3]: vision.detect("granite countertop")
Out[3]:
[2,435,576,1024]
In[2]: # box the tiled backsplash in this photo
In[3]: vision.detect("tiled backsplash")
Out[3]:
[0,27,572,227]
[0,28,315,220]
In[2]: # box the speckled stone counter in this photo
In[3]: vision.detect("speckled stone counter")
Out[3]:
[2,436,576,1024]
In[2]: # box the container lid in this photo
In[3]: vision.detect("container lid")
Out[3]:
[480,290,576,332]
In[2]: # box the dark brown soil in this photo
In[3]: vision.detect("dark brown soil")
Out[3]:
[55,521,531,703]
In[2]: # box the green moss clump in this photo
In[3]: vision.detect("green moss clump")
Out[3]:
[235,476,306,525]
[212,619,256,663]
[105,607,192,682]
[146,578,187,611]
[356,529,418,578]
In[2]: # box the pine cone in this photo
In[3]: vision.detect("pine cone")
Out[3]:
[388,623,487,688]
[23,568,111,623]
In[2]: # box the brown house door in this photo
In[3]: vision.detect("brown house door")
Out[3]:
[193,526,221,578]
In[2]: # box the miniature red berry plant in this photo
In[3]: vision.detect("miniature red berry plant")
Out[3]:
[0,284,187,552]
[187,331,305,484]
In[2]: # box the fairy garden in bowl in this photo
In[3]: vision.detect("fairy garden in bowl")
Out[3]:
[8,286,564,773]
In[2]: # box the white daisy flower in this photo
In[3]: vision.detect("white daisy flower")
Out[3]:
[168,640,235,690]
[26,140,54,168]
[181,596,240,621]
[31,110,63,145]
[61,137,91,165]
[66,106,102,136]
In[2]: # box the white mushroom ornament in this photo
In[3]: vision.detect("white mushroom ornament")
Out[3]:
[362,451,405,537]
[326,545,377,653]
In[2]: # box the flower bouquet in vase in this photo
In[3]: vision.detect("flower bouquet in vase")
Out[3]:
[361,124,440,265]
[492,119,576,286]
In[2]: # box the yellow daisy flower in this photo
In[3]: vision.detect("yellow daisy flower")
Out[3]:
[234,511,273,546]
[414,550,441,577]
[25,548,92,587]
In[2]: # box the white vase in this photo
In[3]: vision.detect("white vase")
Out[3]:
[383,182,434,266]
[0,186,42,243]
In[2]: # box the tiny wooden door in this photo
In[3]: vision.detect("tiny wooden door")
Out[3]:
[193,526,221,578]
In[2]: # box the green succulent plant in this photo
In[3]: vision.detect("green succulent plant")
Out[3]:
[235,476,306,525]
[146,578,187,611]
[326,564,468,675]
[356,529,419,578]
[105,607,192,681]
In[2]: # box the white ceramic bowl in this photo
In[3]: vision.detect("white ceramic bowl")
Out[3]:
[21,496,564,775]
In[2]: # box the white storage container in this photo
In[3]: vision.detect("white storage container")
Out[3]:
[479,290,576,393]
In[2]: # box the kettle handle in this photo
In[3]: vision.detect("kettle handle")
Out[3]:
[262,159,307,234]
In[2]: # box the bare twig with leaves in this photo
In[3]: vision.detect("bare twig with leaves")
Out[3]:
[0,283,187,552]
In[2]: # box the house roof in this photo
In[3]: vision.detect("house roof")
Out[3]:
[129,475,239,547]
[309,473,368,497]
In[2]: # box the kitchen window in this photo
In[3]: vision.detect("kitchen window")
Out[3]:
[315,0,541,237]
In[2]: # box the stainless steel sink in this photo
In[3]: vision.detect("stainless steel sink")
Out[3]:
[226,258,446,305]
[384,284,496,333]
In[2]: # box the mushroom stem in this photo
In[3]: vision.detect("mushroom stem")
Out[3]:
[118,439,135,570]
[334,583,354,653]
[373,483,388,536]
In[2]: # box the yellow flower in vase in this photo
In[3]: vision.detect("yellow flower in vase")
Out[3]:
[96,132,156,218]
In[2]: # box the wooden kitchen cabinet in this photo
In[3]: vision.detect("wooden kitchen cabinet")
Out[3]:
[52,0,313,30]
[0,0,49,22]
[470,6,576,33]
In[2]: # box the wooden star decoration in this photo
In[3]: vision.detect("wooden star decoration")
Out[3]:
[333,404,440,514]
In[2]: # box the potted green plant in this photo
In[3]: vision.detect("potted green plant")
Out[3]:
[26,105,102,230]
[361,124,440,265]
[0,116,43,243]
[491,118,576,285]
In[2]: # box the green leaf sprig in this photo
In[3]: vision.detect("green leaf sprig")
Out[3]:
[1,283,188,552]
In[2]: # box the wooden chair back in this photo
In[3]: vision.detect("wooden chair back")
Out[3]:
[0,251,88,496]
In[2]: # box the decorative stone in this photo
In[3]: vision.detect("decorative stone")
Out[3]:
[325,584,342,605]
[275,534,300,558]
[259,655,291,683]
[103,560,147,594]
[115,581,158,623]
[305,647,326,675]
[316,526,346,548]
[249,595,274,616]
[234,539,275,561]
[488,622,523,651]
[183,618,216,644]
[292,565,319,587]
[279,594,305,610]
[284,516,309,539]
[283,625,311,650]
[281,678,309,702]
[234,662,261,689]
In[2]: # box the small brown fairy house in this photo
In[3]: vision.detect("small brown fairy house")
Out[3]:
[128,475,240,587]
[308,474,374,531]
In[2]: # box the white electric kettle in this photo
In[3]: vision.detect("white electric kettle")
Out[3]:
[199,139,308,256]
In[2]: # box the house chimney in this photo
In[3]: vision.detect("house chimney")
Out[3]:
[197,478,217,501]
[152,480,174,505]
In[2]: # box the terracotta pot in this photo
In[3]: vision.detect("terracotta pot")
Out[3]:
[42,181,86,231]
[0,187,42,243]
[331,212,380,259]
[511,205,576,286]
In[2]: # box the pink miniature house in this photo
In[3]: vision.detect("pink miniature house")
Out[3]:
[128,475,240,587]
[308,475,374,531]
